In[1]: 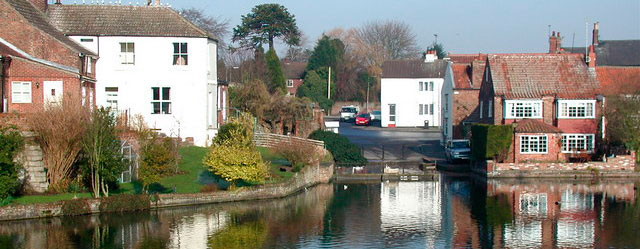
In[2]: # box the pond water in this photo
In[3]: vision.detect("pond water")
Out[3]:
[0,174,639,248]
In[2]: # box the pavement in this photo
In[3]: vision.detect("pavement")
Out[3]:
[338,121,446,163]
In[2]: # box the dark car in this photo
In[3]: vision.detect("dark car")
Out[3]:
[445,139,471,162]
[355,113,371,126]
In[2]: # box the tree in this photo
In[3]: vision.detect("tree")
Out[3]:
[0,127,23,200]
[232,4,301,50]
[297,70,334,112]
[265,49,286,94]
[606,95,640,157]
[427,42,447,59]
[179,8,230,59]
[81,108,126,198]
[138,133,178,192]
[307,35,345,72]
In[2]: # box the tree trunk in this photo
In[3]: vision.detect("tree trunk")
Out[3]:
[268,36,274,51]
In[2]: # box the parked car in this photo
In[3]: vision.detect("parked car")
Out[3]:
[340,106,358,121]
[355,113,371,126]
[370,110,381,121]
[445,139,471,162]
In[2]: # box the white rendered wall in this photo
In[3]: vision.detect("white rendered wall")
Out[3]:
[71,36,218,146]
[442,63,454,144]
[380,77,444,127]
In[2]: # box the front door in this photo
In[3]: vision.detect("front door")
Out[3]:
[43,81,63,107]
[388,104,396,127]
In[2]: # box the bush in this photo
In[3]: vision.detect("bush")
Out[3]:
[138,134,178,192]
[214,122,253,147]
[308,130,366,165]
[471,124,513,162]
[60,199,91,216]
[200,184,219,193]
[98,194,150,213]
[272,139,322,170]
[0,127,24,200]
[203,142,269,186]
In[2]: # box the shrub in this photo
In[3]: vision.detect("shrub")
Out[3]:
[138,134,178,192]
[200,184,219,193]
[203,142,269,186]
[26,95,89,192]
[214,122,253,147]
[0,127,24,200]
[60,199,91,216]
[99,194,150,213]
[471,124,514,162]
[308,130,366,165]
[272,139,322,170]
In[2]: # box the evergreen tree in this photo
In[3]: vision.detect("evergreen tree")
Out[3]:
[265,49,286,94]
[297,70,333,112]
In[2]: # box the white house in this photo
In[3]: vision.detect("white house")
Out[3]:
[380,51,447,128]
[48,3,219,146]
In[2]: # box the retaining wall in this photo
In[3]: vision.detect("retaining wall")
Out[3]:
[253,132,324,148]
[0,162,333,221]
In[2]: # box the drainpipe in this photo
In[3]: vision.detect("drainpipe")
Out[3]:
[0,56,11,113]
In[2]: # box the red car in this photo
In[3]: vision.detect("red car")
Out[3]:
[355,113,371,126]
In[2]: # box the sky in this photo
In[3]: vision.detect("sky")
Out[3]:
[61,0,640,55]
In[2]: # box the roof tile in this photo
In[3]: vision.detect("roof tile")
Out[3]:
[514,119,563,133]
[382,59,447,79]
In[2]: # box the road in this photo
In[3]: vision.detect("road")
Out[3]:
[338,121,446,162]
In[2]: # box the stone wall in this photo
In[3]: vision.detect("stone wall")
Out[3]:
[14,132,48,193]
[489,152,636,172]
[253,132,325,149]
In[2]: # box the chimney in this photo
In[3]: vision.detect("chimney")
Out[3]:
[424,50,437,63]
[55,0,61,4]
[587,45,597,68]
[548,31,562,54]
[26,0,48,12]
[592,22,600,46]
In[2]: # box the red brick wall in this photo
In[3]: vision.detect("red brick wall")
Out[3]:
[452,89,479,139]
[513,133,563,163]
[491,151,636,171]
[3,57,82,113]
[286,78,303,96]
[0,1,80,69]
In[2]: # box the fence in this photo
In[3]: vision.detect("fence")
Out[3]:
[253,132,324,149]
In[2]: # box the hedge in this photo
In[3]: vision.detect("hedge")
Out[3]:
[471,124,513,162]
[98,194,150,213]
[308,130,367,165]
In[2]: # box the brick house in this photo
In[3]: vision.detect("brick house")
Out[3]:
[282,61,306,96]
[478,53,603,163]
[0,0,96,114]
[441,54,486,144]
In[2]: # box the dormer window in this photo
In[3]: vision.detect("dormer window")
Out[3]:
[505,100,542,119]
[557,100,595,119]
[173,43,188,65]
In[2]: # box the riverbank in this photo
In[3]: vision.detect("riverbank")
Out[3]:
[0,162,334,221]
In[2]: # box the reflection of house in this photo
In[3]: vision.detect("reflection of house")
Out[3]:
[282,61,306,96]
[0,0,96,114]
[47,1,219,146]
[381,51,447,128]
[478,53,602,163]
[441,54,485,144]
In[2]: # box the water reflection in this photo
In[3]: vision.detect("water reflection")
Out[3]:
[0,177,638,248]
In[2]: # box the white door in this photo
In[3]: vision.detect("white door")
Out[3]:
[388,104,396,126]
[43,81,63,107]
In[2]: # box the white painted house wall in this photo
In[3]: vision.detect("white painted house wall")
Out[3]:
[70,36,218,146]
[442,62,454,144]
[380,77,443,128]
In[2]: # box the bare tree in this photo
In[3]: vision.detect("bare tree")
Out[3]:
[179,8,230,56]
[283,31,311,62]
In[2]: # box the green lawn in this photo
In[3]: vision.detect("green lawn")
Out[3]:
[12,193,92,205]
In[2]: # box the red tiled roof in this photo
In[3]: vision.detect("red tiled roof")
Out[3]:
[596,66,640,95]
[447,54,487,64]
[282,61,306,79]
[488,54,600,99]
[513,119,563,133]
[452,64,472,89]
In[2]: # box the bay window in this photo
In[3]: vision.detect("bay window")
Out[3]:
[520,135,548,154]
[561,134,594,153]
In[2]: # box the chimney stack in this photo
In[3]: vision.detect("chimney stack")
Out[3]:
[588,45,597,68]
[424,50,437,63]
[548,31,562,54]
[592,22,600,46]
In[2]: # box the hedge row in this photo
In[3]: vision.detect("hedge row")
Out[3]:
[59,194,152,216]
[471,124,513,162]
[308,130,367,165]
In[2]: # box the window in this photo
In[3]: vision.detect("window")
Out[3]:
[505,100,543,119]
[173,42,188,65]
[562,134,595,153]
[419,104,423,115]
[119,42,135,65]
[151,87,171,114]
[11,82,31,103]
[429,81,434,91]
[389,104,396,122]
[488,100,493,118]
[520,135,548,154]
[430,103,434,115]
[80,38,93,42]
[419,82,424,91]
[558,100,595,118]
[106,87,118,112]
[445,94,449,111]
[85,57,92,74]
[287,80,294,87]
[480,101,483,118]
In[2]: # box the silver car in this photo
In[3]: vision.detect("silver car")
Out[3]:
[445,139,471,162]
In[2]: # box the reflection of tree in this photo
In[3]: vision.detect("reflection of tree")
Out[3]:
[208,220,267,249]
[136,236,168,249]
[599,183,640,248]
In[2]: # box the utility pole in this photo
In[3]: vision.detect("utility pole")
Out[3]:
[327,67,331,99]
[366,80,370,113]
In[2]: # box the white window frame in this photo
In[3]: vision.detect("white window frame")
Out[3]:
[287,80,294,88]
[561,134,595,153]
[419,81,424,91]
[429,81,434,91]
[105,87,119,112]
[419,104,424,115]
[557,100,596,119]
[505,100,543,119]
[11,81,32,103]
[151,87,171,114]
[173,42,188,66]
[119,42,135,65]
[520,135,548,154]
[488,100,493,118]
